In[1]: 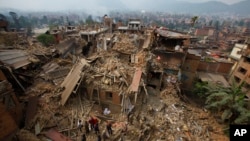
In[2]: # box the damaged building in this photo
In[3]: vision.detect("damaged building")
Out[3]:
[151,28,189,91]
[61,30,152,114]
[0,16,230,141]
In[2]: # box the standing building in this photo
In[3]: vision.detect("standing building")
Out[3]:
[231,38,250,98]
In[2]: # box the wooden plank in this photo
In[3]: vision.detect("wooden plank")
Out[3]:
[61,59,88,105]
[130,67,142,92]
[45,128,72,141]
[12,59,31,69]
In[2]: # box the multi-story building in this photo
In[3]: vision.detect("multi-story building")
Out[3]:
[231,38,250,98]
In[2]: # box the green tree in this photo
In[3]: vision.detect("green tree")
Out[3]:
[19,16,29,28]
[204,79,250,124]
[193,80,209,98]
[37,34,55,46]
[214,20,220,30]
[191,16,198,27]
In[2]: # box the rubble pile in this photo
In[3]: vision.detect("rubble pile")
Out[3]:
[21,79,95,140]
[27,44,55,56]
[38,60,71,85]
[0,25,230,141]
[0,32,18,46]
[112,34,140,54]
[83,52,136,92]
[122,84,228,141]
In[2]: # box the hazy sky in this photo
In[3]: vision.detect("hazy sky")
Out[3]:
[0,0,245,11]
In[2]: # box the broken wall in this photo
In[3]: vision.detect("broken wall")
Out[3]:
[158,38,184,50]
[182,54,200,73]
[154,51,184,70]
[181,53,201,91]
[86,87,122,113]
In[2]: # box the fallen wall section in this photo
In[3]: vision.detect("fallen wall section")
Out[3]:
[60,58,88,105]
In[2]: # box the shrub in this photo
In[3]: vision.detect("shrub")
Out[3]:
[37,34,55,46]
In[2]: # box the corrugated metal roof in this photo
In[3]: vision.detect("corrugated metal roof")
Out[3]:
[0,50,31,69]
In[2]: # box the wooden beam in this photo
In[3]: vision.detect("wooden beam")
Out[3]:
[134,92,138,103]
[142,80,148,96]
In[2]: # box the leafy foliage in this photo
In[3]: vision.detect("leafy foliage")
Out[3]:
[37,34,55,46]
[191,16,198,27]
[193,80,209,98]
[204,79,250,124]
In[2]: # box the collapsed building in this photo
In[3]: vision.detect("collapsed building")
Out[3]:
[0,18,230,141]
[61,30,152,114]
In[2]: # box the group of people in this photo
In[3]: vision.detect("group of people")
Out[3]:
[77,115,115,141]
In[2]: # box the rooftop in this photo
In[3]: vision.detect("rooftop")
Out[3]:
[156,28,190,39]
[198,72,230,87]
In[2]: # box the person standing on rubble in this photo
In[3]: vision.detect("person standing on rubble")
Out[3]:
[94,122,100,134]
[106,120,113,135]
[127,111,133,124]
[88,116,98,130]
[78,120,83,132]
[85,120,90,134]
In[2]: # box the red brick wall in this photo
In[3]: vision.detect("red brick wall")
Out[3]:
[217,63,234,74]
[198,61,233,75]
[182,59,200,72]
[98,90,121,105]
[99,90,105,101]
[207,63,218,72]
[112,92,121,105]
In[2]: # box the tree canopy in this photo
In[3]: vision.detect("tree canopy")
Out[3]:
[194,79,250,124]
[37,34,55,47]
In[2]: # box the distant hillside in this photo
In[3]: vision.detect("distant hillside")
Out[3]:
[0,0,249,16]
[230,0,250,15]
[139,0,250,15]
[123,0,250,15]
